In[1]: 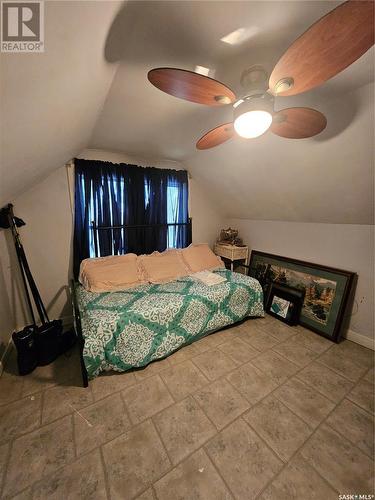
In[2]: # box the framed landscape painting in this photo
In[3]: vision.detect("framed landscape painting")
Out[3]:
[248,250,356,342]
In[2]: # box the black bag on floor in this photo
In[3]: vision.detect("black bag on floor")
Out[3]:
[12,325,38,375]
[35,319,63,366]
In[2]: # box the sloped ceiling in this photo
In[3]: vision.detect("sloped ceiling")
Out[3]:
[1,1,374,224]
[0,1,121,204]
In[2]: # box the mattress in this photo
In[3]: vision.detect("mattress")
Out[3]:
[76,269,264,379]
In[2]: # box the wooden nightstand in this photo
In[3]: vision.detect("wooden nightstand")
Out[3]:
[214,243,249,272]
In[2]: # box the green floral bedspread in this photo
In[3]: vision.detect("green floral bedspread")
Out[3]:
[76,269,264,379]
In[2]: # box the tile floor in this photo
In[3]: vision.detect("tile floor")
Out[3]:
[0,316,374,500]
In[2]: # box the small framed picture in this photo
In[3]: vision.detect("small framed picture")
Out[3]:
[266,283,305,326]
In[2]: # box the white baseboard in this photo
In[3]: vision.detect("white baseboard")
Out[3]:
[344,329,375,351]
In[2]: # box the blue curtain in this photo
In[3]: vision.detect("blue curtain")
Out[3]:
[73,159,190,278]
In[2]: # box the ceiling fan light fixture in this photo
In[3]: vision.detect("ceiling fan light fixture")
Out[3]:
[233,94,273,139]
[234,110,272,138]
[214,95,231,104]
[274,77,294,94]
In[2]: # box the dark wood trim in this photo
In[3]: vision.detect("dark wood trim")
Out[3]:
[70,279,88,388]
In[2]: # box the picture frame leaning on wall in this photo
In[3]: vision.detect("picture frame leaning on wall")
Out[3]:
[248,250,356,342]
[266,283,305,326]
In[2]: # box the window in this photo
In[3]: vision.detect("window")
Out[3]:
[73,159,190,276]
[86,178,185,257]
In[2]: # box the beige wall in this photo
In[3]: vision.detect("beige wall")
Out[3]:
[2,167,73,334]
[0,150,223,347]
[226,218,374,347]
[0,232,16,358]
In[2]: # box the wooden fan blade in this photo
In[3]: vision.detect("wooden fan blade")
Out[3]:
[148,68,236,106]
[271,108,327,139]
[196,123,234,149]
[269,1,374,96]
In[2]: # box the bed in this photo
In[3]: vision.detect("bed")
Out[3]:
[72,268,264,384]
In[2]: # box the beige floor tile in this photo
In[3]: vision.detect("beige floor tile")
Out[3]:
[251,350,299,385]
[205,418,282,499]
[3,415,74,497]
[273,337,318,367]
[122,375,174,424]
[168,343,201,366]
[3,324,373,499]
[0,371,23,406]
[32,449,107,500]
[318,344,369,382]
[292,329,333,354]
[296,362,354,403]
[102,419,170,500]
[218,337,260,364]
[194,378,249,430]
[160,360,208,401]
[7,487,33,500]
[254,315,275,327]
[209,325,244,344]
[91,370,136,401]
[240,318,269,333]
[326,398,374,458]
[239,328,279,352]
[41,380,94,424]
[21,366,58,398]
[154,448,232,500]
[0,394,42,445]
[259,454,338,500]
[243,396,313,462]
[301,423,374,493]
[229,321,249,332]
[0,442,10,494]
[134,357,171,381]
[347,378,375,414]
[137,489,155,500]
[21,349,82,397]
[74,393,132,456]
[273,378,334,428]
[257,319,298,342]
[335,340,374,370]
[153,396,216,465]
[364,366,374,383]
[192,349,238,381]
[194,332,229,352]
[226,361,278,405]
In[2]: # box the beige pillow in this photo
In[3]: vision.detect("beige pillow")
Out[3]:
[79,254,145,292]
[138,250,189,284]
[181,243,224,273]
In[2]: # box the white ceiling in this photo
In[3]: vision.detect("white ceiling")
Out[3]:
[0,1,121,203]
[1,1,374,224]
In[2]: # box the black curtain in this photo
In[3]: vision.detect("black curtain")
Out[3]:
[73,158,190,278]
[169,169,189,248]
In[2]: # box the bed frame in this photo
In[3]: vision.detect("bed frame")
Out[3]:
[71,218,192,387]
[70,278,88,387]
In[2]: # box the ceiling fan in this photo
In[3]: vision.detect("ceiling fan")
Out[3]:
[147,0,374,149]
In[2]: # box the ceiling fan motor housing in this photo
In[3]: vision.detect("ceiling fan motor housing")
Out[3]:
[233,93,274,122]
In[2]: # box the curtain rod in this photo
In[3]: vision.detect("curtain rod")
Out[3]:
[65,159,192,178]
[92,219,192,230]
